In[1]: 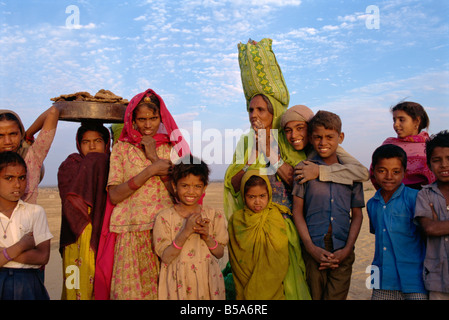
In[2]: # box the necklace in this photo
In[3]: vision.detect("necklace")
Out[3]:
[0,219,11,239]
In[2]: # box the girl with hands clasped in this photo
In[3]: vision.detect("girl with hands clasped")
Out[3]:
[97,89,190,300]
[153,156,228,300]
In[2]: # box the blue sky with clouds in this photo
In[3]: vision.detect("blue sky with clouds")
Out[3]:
[1,0,448,185]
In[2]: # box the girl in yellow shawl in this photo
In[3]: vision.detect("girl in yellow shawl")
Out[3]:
[228,170,311,300]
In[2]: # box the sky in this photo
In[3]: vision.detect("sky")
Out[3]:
[0,0,448,186]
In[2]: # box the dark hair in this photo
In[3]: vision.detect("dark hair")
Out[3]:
[426,130,449,167]
[308,110,342,134]
[0,151,27,173]
[172,155,210,185]
[243,175,268,196]
[391,101,429,132]
[371,144,407,170]
[77,122,111,147]
[133,94,161,121]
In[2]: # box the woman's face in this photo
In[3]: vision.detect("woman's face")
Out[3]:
[133,105,161,137]
[79,130,106,156]
[248,95,273,131]
[0,120,22,153]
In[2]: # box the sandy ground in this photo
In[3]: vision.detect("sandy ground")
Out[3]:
[38,181,376,300]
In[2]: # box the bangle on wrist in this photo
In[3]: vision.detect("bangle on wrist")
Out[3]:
[172,240,183,250]
[208,239,218,250]
[127,176,140,191]
[3,248,12,261]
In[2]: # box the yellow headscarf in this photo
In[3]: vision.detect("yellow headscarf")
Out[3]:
[228,171,290,300]
[223,94,306,219]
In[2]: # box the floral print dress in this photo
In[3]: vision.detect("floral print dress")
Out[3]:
[153,206,228,300]
[107,141,174,300]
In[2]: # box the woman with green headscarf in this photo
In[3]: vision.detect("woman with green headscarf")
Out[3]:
[228,170,310,300]
[223,93,305,219]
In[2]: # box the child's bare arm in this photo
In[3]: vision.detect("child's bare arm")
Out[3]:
[0,232,35,267]
[13,239,50,266]
[195,218,224,259]
[333,207,363,263]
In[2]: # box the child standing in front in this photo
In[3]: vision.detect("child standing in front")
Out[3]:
[228,170,311,300]
[153,155,228,300]
[0,152,53,300]
[292,110,365,300]
[414,130,449,300]
[370,101,435,190]
[367,144,427,300]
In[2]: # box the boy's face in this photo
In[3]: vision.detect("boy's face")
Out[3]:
[310,126,344,162]
[373,157,404,194]
[173,173,206,207]
[244,184,269,213]
[0,164,27,205]
[429,146,449,183]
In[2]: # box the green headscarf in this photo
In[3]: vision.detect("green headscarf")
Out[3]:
[227,171,311,300]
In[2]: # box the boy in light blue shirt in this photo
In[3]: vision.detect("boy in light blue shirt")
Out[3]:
[367,144,427,300]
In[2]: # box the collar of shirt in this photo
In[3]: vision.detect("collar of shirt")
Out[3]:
[373,183,405,204]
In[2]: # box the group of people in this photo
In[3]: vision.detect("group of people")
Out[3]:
[0,87,448,301]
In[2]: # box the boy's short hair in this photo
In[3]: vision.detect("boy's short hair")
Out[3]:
[371,144,407,170]
[308,110,342,134]
[0,151,27,173]
[426,130,449,167]
[243,175,268,196]
[172,155,210,185]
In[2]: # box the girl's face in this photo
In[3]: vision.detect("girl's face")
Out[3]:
[0,120,22,153]
[373,157,404,198]
[284,121,308,151]
[133,105,161,137]
[244,184,269,213]
[393,110,420,138]
[0,164,26,205]
[429,146,449,184]
[79,130,106,156]
[248,95,273,132]
[174,174,207,207]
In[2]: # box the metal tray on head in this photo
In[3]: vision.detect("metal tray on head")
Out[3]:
[54,101,127,123]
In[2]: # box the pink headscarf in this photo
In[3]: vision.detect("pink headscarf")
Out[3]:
[119,88,190,158]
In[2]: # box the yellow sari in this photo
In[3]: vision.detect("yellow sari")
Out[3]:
[228,171,310,300]
[61,210,95,300]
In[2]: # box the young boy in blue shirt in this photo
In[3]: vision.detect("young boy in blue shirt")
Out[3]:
[415,130,449,300]
[367,144,427,300]
[292,110,364,300]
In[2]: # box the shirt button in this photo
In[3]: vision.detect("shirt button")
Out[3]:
[383,229,386,232]
[383,247,387,251]
[383,206,386,209]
